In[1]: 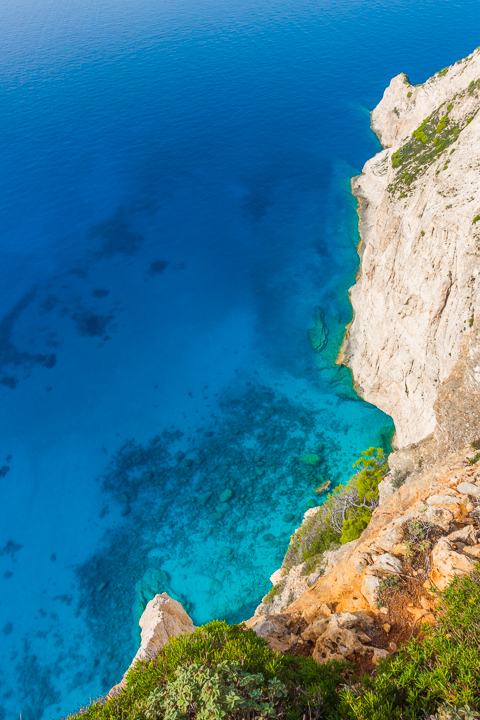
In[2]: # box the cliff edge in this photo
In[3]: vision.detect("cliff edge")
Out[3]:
[248,47,480,669]
[341,47,480,455]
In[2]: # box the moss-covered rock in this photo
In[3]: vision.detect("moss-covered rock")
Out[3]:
[299,452,321,466]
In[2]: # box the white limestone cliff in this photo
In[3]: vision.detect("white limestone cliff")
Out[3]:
[341,46,480,449]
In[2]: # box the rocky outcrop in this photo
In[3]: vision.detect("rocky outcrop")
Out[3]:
[248,446,480,666]
[248,50,480,670]
[131,592,196,665]
[107,593,196,697]
[340,46,480,451]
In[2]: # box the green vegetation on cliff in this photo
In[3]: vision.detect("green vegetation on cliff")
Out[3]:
[284,447,388,572]
[387,85,480,197]
[388,100,463,196]
[68,621,347,720]
[68,568,480,720]
[342,566,480,719]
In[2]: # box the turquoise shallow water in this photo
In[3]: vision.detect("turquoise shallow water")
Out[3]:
[0,0,479,717]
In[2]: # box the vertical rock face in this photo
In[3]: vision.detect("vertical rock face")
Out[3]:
[342,47,480,449]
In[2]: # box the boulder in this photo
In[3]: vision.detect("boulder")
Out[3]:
[426,496,467,519]
[302,602,332,624]
[446,525,480,545]
[456,481,480,497]
[430,538,475,591]
[313,625,364,663]
[361,575,382,611]
[311,613,376,665]
[365,553,403,576]
[299,452,321,466]
[249,614,291,653]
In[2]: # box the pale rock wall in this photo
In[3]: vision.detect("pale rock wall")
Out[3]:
[342,46,480,448]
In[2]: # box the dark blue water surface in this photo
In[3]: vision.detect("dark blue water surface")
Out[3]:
[0,0,479,716]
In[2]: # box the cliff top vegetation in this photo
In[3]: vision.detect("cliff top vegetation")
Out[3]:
[67,567,480,720]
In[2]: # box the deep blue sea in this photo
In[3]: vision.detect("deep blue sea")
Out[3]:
[0,0,479,716]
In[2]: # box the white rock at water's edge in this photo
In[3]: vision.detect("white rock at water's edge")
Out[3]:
[107,593,196,698]
[132,592,196,665]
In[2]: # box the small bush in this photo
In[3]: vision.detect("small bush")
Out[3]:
[68,621,348,720]
[144,661,288,719]
[262,584,281,604]
[473,215,480,224]
[340,566,480,719]
[284,448,388,567]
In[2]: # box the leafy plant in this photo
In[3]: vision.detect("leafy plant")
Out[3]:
[284,448,388,568]
[67,621,348,720]
[340,566,480,719]
[144,661,287,719]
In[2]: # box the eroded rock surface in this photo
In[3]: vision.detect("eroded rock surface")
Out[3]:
[340,47,480,451]
[248,448,480,668]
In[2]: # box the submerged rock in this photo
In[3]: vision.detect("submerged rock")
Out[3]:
[3,622,12,636]
[299,452,321,466]
[314,480,330,494]
[307,307,328,354]
[219,488,233,503]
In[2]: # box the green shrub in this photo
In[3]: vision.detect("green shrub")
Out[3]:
[262,584,281,604]
[68,621,348,720]
[468,452,480,466]
[389,98,465,195]
[469,79,480,95]
[337,447,388,544]
[284,448,388,567]
[144,661,288,719]
[473,215,480,224]
[340,567,480,719]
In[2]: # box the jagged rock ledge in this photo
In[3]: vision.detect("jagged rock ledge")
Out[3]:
[247,446,480,668]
